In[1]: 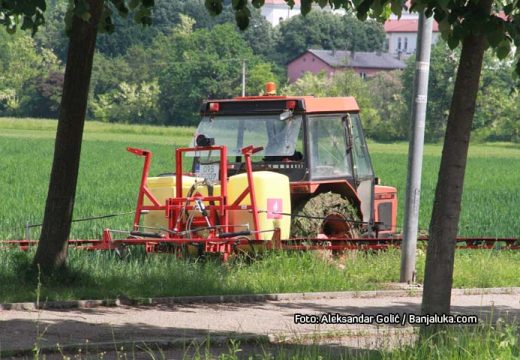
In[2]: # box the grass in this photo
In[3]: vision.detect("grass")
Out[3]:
[2,247,520,303]
[0,248,401,303]
[369,142,520,237]
[183,322,520,359]
[1,118,193,240]
[2,118,519,240]
[1,118,520,303]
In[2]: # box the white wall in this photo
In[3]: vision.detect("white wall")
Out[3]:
[260,3,346,26]
[261,4,301,26]
[386,32,440,56]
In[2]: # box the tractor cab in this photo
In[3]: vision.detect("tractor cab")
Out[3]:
[190,87,397,237]
[192,97,373,184]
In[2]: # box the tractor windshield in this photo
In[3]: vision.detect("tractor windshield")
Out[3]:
[191,114,303,157]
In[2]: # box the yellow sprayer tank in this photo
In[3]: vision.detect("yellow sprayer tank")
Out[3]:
[228,171,291,241]
[143,172,290,244]
[143,175,221,231]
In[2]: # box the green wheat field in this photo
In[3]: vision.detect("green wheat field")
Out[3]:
[1,118,520,302]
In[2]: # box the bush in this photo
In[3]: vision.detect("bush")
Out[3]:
[91,81,161,124]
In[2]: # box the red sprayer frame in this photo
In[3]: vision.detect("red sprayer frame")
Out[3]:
[121,144,268,260]
[127,147,163,232]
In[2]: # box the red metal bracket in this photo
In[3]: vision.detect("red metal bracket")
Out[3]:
[127,147,162,231]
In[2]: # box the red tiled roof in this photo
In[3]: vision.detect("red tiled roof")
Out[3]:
[384,19,439,33]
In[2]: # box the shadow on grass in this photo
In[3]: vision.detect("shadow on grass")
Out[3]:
[0,249,257,303]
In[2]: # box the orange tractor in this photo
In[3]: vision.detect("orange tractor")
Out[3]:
[191,85,397,238]
[130,83,398,258]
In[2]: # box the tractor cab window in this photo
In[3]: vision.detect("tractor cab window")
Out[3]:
[308,115,352,178]
[349,113,374,180]
[191,114,303,158]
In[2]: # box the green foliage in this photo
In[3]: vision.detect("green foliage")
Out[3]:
[382,321,520,360]
[18,70,64,118]
[91,80,161,124]
[474,87,520,142]
[246,63,279,95]
[2,0,518,134]
[367,70,407,141]
[0,29,63,116]
[276,12,386,64]
[473,54,520,142]
[33,0,69,60]
[401,41,520,142]
[0,0,46,34]
[197,0,520,75]
[90,52,132,94]
[5,245,520,303]
[240,8,279,61]
[156,21,280,125]
[401,42,459,142]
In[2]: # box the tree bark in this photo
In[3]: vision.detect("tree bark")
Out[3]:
[421,0,493,331]
[33,0,104,273]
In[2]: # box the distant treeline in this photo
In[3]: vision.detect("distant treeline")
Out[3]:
[0,0,518,142]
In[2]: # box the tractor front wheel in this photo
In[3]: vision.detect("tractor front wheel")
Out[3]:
[290,192,360,239]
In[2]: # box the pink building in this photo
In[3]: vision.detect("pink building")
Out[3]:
[287,49,406,83]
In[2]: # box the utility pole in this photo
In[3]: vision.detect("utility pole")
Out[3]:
[242,60,246,97]
[400,12,433,283]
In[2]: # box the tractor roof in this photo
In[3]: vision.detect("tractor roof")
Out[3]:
[202,96,360,114]
[301,96,360,113]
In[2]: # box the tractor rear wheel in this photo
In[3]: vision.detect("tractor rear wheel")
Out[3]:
[290,192,360,238]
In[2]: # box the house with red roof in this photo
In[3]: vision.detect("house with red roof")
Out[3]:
[287,49,406,83]
[259,1,442,58]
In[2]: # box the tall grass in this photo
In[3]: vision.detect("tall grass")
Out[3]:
[380,322,519,360]
[1,128,190,240]
[2,247,520,303]
[254,321,519,359]
[369,142,520,237]
[0,248,399,303]
[2,119,519,239]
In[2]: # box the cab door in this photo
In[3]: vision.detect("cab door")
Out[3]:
[346,114,375,227]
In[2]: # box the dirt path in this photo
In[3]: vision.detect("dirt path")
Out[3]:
[1,290,519,358]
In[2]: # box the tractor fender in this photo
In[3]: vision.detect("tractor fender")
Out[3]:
[290,180,362,220]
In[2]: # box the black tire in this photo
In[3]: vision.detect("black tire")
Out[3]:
[290,192,360,238]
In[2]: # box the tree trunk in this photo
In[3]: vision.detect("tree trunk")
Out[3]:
[33,0,104,273]
[421,0,493,331]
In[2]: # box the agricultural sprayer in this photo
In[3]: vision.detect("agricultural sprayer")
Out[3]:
[3,83,519,258]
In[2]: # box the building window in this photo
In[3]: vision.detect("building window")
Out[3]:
[397,37,402,50]
[359,72,367,79]
[404,37,408,51]
[312,57,315,62]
